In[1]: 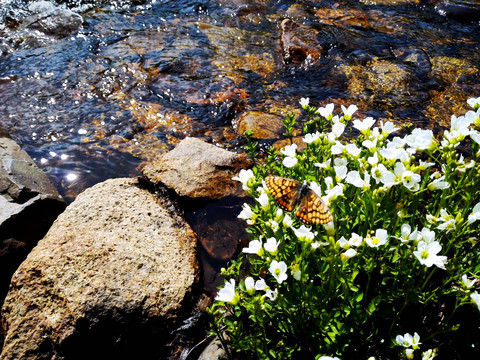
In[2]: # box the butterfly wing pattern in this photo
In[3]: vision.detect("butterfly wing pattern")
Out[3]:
[265,176,333,225]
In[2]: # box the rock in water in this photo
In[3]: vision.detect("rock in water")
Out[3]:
[142,137,250,199]
[0,178,198,360]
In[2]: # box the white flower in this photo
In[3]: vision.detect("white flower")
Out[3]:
[348,232,363,246]
[264,237,279,253]
[394,163,420,191]
[293,225,317,242]
[471,130,480,150]
[467,96,480,109]
[362,138,377,151]
[418,227,436,244]
[317,103,334,119]
[341,248,357,259]
[428,175,449,191]
[304,131,321,144]
[291,263,301,280]
[334,165,348,181]
[281,144,298,168]
[421,348,437,360]
[283,156,298,168]
[396,332,421,349]
[365,229,388,248]
[405,128,436,151]
[413,241,447,269]
[341,104,358,120]
[243,238,263,256]
[397,223,418,244]
[331,141,345,155]
[255,278,267,291]
[380,121,398,136]
[436,208,456,233]
[334,157,348,166]
[256,192,270,210]
[461,274,477,289]
[315,158,332,169]
[380,147,409,162]
[265,288,278,301]
[468,202,480,224]
[353,117,375,133]
[267,219,279,232]
[215,279,239,304]
[232,169,255,190]
[299,97,310,108]
[331,121,346,139]
[345,170,371,190]
[419,160,435,169]
[471,292,480,311]
[443,114,472,145]
[324,184,344,204]
[269,260,288,284]
[245,277,255,295]
[238,203,255,223]
[371,163,396,187]
[346,143,361,157]
[367,152,379,165]
[283,213,294,228]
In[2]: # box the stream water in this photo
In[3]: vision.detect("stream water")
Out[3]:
[1,0,479,202]
[1,1,480,357]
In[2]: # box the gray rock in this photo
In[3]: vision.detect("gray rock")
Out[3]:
[197,337,227,360]
[22,1,83,38]
[0,127,65,306]
[142,137,250,199]
[0,178,198,359]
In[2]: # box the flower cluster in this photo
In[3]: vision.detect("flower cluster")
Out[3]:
[209,98,480,359]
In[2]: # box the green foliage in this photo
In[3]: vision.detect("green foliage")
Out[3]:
[210,98,480,359]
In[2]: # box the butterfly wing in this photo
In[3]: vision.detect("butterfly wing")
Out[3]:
[295,188,333,225]
[265,176,301,212]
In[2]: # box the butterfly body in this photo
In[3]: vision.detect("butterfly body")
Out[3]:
[265,175,333,225]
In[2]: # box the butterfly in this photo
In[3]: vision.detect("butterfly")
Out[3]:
[265,175,333,225]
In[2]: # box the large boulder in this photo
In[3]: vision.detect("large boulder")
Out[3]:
[0,126,65,306]
[142,137,250,199]
[0,177,198,360]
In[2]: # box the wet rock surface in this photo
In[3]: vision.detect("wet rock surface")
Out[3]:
[234,110,285,139]
[0,177,198,360]
[142,137,250,199]
[0,125,65,307]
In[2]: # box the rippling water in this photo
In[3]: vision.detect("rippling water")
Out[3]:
[0,0,479,201]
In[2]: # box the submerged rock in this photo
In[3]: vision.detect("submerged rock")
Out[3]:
[0,125,65,307]
[0,177,198,359]
[233,110,284,139]
[142,137,250,200]
[280,19,322,66]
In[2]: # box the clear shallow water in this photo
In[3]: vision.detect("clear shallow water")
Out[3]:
[0,0,479,202]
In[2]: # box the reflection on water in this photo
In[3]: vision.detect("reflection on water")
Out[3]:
[0,0,479,202]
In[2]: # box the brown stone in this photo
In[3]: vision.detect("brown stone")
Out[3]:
[234,110,284,139]
[280,19,322,66]
[142,137,250,199]
[0,177,198,359]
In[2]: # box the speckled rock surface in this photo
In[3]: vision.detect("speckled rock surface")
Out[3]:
[142,137,250,199]
[0,177,198,360]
